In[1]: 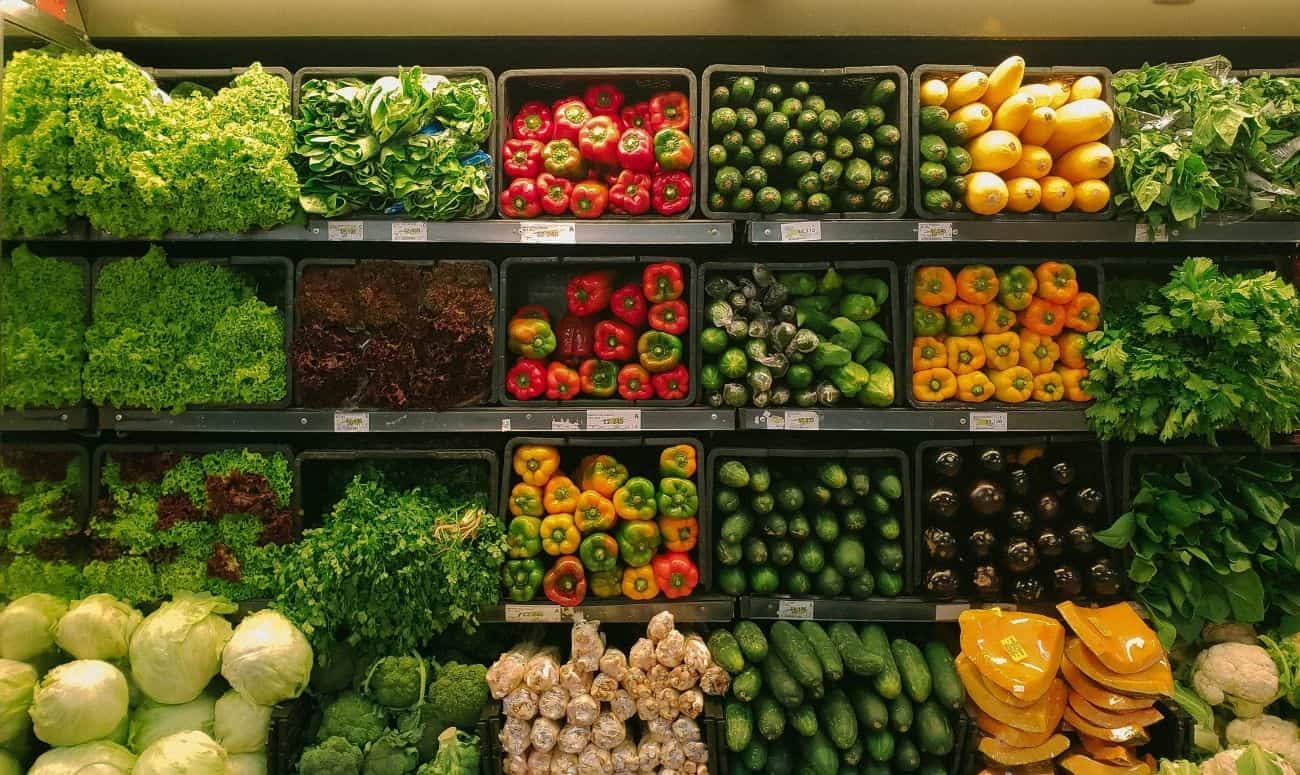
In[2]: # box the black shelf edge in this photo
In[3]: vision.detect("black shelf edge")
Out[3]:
[0,407,95,432]
[737,407,1089,432]
[480,594,737,624]
[739,595,971,622]
[747,218,1300,244]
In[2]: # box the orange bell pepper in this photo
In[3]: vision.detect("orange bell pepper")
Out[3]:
[1057,366,1092,402]
[1035,261,1079,304]
[622,565,659,600]
[991,367,1034,403]
[982,301,1017,334]
[543,475,580,514]
[1019,331,1061,374]
[982,332,1020,371]
[1065,292,1101,333]
[912,336,947,371]
[508,483,544,518]
[957,371,995,403]
[575,490,617,533]
[946,336,986,376]
[1057,332,1087,369]
[944,300,986,336]
[580,454,629,497]
[914,266,957,306]
[1019,297,1066,337]
[658,515,699,552]
[913,367,957,402]
[513,445,560,486]
[1032,371,1065,402]
[955,264,1000,305]
[658,444,697,478]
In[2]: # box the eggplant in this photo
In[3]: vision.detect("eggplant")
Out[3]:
[1007,464,1030,499]
[762,283,788,309]
[728,290,748,310]
[1035,528,1065,560]
[924,568,960,599]
[1050,460,1076,487]
[777,304,798,324]
[1051,565,1084,600]
[926,487,960,520]
[752,264,775,288]
[1012,576,1045,605]
[1066,522,1097,556]
[1089,559,1123,597]
[924,527,960,562]
[1006,507,1035,534]
[1003,538,1040,574]
[1073,486,1105,519]
[968,479,1006,517]
[705,276,736,300]
[967,526,998,560]
[738,277,759,300]
[930,448,963,479]
[977,447,1006,473]
[971,565,1002,600]
[1034,492,1062,523]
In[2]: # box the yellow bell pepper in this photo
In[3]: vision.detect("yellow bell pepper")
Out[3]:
[543,475,580,514]
[622,565,659,600]
[1019,331,1060,375]
[913,368,957,402]
[580,454,629,498]
[991,367,1034,403]
[575,490,617,533]
[945,336,986,376]
[956,371,994,403]
[508,483,544,518]
[981,301,1017,334]
[912,336,947,371]
[658,444,697,478]
[540,513,581,555]
[513,445,560,486]
[1032,371,1065,402]
[1057,366,1092,402]
[982,332,1020,371]
[1057,332,1087,369]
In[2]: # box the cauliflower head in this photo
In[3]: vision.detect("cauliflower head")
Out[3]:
[1201,745,1297,775]
[363,655,428,710]
[299,735,364,775]
[317,692,387,749]
[1193,643,1280,719]
[1227,716,1300,771]
[426,663,489,729]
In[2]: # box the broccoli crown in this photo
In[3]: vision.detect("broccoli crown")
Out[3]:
[425,662,489,729]
[362,731,420,775]
[299,735,364,775]
[317,691,388,749]
[363,654,429,709]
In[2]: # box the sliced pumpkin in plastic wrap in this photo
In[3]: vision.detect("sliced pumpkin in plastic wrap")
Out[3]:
[1061,752,1153,775]
[1060,655,1158,712]
[977,765,1058,775]
[973,707,1058,748]
[982,668,1045,709]
[1062,706,1151,745]
[1078,736,1141,766]
[1058,602,1164,675]
[1064,638,1173,697]
[960,608,1066,703]
[978,733,1071,766]
[959,654,1068,733]
[1067,690,1163,729]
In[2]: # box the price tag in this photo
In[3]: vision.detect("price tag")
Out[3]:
[520,221,577,244]
[327,221,364,241]
[779,221,822,242]
[333,412,370,433]
[784,410,820,430]
[763,412,786,430]
[917,222,954,241]
[1152,223,1169,242]
[777,599,815,620]
[391,221,428,241]
[1000,635,1029,662]
[550,417,582,431]
[934,603,971,621]
[1134,223,1150,242]
[969,411,1008,432]
[586,409,641,431]
[504,604,564,623]
[500,419,512,432]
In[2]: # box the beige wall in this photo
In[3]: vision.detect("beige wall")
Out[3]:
[80,0,1300,38]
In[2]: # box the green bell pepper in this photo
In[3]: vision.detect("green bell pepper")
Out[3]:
[828,317,862,351]
[617,520,662,568]
[913,303,945,337]
[810,342,851,371]
[506,516,543,559]
[838,293,878,321]
[613,477,658,520]
[638,331,683,374]
[858,320,889,343]
[502,558,545,602]
[579,532,620,572]
[657,477,699,518]
[830,361,871,398]
[818,267,843,296]
[589,567,624,598]
[854,336,885,365]
[779,272,818,297]
[845,274,889,306]
[859,360,895,407]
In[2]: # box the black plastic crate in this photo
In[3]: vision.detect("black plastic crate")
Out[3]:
[89,254,294,411]
[911,63,1117,221]
[0,253,90,416]
[266,696,312,775]
[904,257,1104,411]
[498,257,698,407]
[699,64,909,220]
[293,258,502,409]
[706,445,913,596]
[496,67,699,220]
[695,259,903,408]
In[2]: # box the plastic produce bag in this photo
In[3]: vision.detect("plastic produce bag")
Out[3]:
[611,740,638,772]
[599,648,628,681]
[647,611,675,642]
[557,724,590,755]
[678,688,704,719]
[669,665,695,691]
[566,693,599,727]
[623,667,650,699]
[571,620,603,673]
[488,642,538,699]
[577,743,612,774]
[699,666,730,696]
[538,685,569,720]
[628,638,656,671]
[503,686,538,720]
[527,748,553,773]
[590,712,626,749]
[549,751,577,774]
[530,716,560,752]
[610,689,637,721]
[523,647,562,694]
[683,634,711,675]
[590,673,619,703]
[500,716,531,756]
[559,662,592,695]
[656,630,685,668]
[671,717,701,742]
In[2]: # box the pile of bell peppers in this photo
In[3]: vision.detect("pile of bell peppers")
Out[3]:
[499,82,696,219]
[505,262,691,402]
[503,443,703,606]
[910,262,1100,404]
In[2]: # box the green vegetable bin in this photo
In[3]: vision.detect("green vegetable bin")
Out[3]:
[699,64,909,220]
[0,254,91,420]
[495,67,699,219]
[910,63,1117,221]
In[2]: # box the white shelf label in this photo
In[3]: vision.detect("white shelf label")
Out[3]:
[504,604,564,623]
[391,221,428,241]
[917,222,954,241]
[520,221,577,244]
[500,419,512,432]
[333,412,370,433]
[327,221,364,241]
[934,603,972,621]
[777,599,815,620]
[1134,223,1150,242]
[1153,223,1169,242]
[586,409,641,431]
[784,410,821,430]
[762,411,785,430]
[779,221,822,242]
[550,417,582,431]
[969,411,1008,432]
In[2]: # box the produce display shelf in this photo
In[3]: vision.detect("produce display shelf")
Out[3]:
[0,407,95,431]
[479,594,737,624]
[737,407,1089,432]
[746,217,1300,244]
[738,594,972,622]
[304,218,735,244]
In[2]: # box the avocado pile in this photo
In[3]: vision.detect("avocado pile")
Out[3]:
[713,455,906,599]
[705,74,903,215]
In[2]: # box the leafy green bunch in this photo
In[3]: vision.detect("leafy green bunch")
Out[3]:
[1084,257,1300,445]
[0,454,83,600]
[1,245,85,410]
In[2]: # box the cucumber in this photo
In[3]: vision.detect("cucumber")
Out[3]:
[733,664,764,702]
[803,730,839,775]
[755,694,787,740]
[770,621,825,694]
[820,688,859,751]
[918,759,947,775]
[864,730,895,763]
[873,467,903,500]
[914,700,954,756]
[859,625,901,699]
[799,621,845,682]
[729,763,751,775]
[843,739,865,766]
[863,764,890,775]
[726,699,753,752]
[890,639,932,703]
[709,629,747,674]
[848,686,889,732]
[769,746,795,775]
[789,703,820,737]
[892,737,921,772]
[888,693,913,734]
[923,641,964,712]
[742,738,769,771]
[734,621,770,663]
[762,652,805,708]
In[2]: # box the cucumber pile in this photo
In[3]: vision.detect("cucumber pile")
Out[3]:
[713,455,906,598]
[915,107,977,214]
[705,74,903,215]
[712,621,965,775]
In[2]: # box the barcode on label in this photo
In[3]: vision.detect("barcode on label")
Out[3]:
[520,222,577,244]
[327,221,364,241]
[969,411,1008,432]
[784,410,820,430]
[504,604,564,623]
[333,412,370,433]
[1001,635,1029,663]
[586,409,641,431]
[777,599,815,620]
[917,222,954,241]
[779,221,822,242]
[391,221,427,241]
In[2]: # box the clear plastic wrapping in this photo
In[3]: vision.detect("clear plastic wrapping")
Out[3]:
[668,664,695,691]
[566,693,600,727]
[527,748,554,774]
[658,737,685,770]
[538,685,570,720]
[502,752,529,775]
[611,688,637,721]
[636,738,661,771]
[647,611,675,641]
[501,716,532,756]
[699,665,730,696]
[636,695,660,722]
[559,662,593,696]
[590,673,619,703]
[489,642,540,699]
[683,634,711,675]
[624,667,650,699]
[656,687,681,719]
[611,740,638,773]
[557,723,591,755]
[577,744,612,775]
[684,741,709,764]
[629,638,656,671]
[523,646,563,694]
[656,630,686,667]
[530,716,561,752]
[504,686,539,720]
[677,688,704,719]
[671,717,701,742]
[571,619,604,673]
[549,751,577,775]
[599,647,629,681]
[646,717,672,739]
[590,711,627,749]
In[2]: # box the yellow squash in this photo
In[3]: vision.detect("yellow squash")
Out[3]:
[952,102,994,136]
[965,172,1010,215]
[944,70,991,109]
[1053,142,1115,183]
[1045,99,1115,155]
[984,56,1026,109]
[1021,107,1058,146]
[1073,180,1111,213]
[1071,75,1104,101]
[1038,176,1075,212]
[992,92,1037,134]
[967,130,1024,173]
[1005,177,1043,213]
[1007,145,1053,179]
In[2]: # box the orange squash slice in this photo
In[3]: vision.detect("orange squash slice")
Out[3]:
[1061,752,1152,775]
[1064,638,1173,697]
[1062,707,1151,745]
[973,707,1059,748]
[1058,602,1164,675]
[1060,656,1157,712]
[959,654,1067,733]
[1078,736,1141,766]
[960,608,1066,703]
[979,733,1071,766]
[1067,691,1163,729]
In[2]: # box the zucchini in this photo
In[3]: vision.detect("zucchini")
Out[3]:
[923,641,964,712]
[864,730,895,763]
[848,686,889,732]
[859,625,901,699]
[799,621,845,682]
[820,688,859,751]
[803,730,839,775]
[742,738,769,771]
[733,664,763,702]
[770,621,825,694]
[768,746,795,775]
[893,736,921,772]
[709,629,747,674]
[914,700,954,756]
[789,703,820,737]
[843,739,866,766]
[829,622,885,676]
[863,765,890,775]
[755,694,787,740]
[891,639,932,703]
[762,652,805,708]
[726,699,753,752]
[734,620,770,663]
[888,693,913,734]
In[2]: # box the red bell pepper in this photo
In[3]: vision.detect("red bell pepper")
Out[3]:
[543,555,587,607]
[621,102,650,131]
[566,270,616,317]
[616,127,655,173]
[617,364,654,400]
[512,304,550,323]
[649,299,689,335]
[503,138,544,179]
[500,177,542,219]
[506,358,547,400]
[578,116,621,166]
[537,173,574,216]
[649,91,690,132]
[610,283,648,328]
[652,172,692,216]
[542,139,586,181]
[651,551,699,599]
[595,319,636,361]
[555,313,595,366]
[609,170,652,216]
[584,82,625,117]
[652,364,690,400]
[579,359,618,398]
[545,362,580,401]
[642,262,685,303]
[653,128,694,172]
[553,99,592,145]
[570,181,609,219]
[513,101,554,142]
